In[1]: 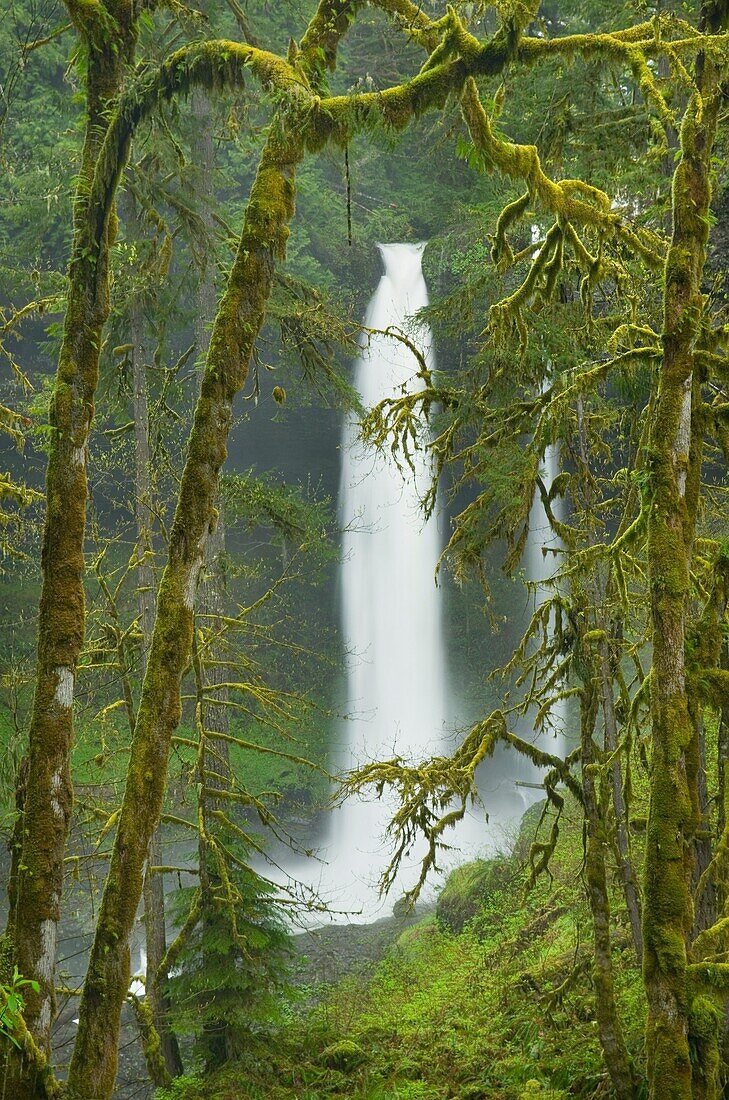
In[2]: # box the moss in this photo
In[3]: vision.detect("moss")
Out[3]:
[130,996,171,1089]
[689,995,722,1042]
[458,79,659,275]
[299,0,362,91]
[436,859,510,933]
[689,996,722,1098]
[642,21,726,1091]
[0,936,14,987]
[520,1083,568,1100]
[319,1039,367,1072]
[10,10,138,1080]
[491,191,530,268]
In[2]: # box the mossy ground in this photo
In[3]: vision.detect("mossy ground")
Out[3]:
[156,797,647,1100]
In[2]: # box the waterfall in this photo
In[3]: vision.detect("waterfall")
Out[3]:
[315,242,447,916]
[339,242,446,763]
[512,434,566,792]
[284,244,566,921]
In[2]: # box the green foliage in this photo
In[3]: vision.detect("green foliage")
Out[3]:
[155,1073,207,1100]
[166,860,292,1064]
[0,968,39,1048]
[192,798,647,1099]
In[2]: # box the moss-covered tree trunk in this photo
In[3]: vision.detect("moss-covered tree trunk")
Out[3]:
[65,124,301,1100]
[574,396,638,1095]
[190,79,240,1068]
[642,4,728,1095]
[580,681,636,1098]
[596,631,643,959]
[718,638,729,892]
[124,187,184,1082]
[3,4,136,1080]
[717,638,729,1088]
[64,8,360,1094]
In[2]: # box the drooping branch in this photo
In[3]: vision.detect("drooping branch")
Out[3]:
[341,710,580,906]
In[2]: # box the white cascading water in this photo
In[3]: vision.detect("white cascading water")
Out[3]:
[315,242,448,917]
[498,231,566,803]
[340,243,447,763]
[297,244,566,920]
[511,435,566,792]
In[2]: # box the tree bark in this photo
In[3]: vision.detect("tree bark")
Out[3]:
[596,632,643,959]
[66,120,302,1100]
[65,2,364,1087]
[580,683,637,1099]
[574,397,639,1096]
[3,4,136,1072]
[124,187,185,1081]
[643,5,728,1096]
[718,638,729,894]
[190,80,239,1069]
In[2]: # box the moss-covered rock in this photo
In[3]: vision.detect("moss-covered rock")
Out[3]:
[318,1038,366,1072]
[519,1081,568,1099]
[396,914,438,948]
[436,858,512,933]
[514,799,549,861]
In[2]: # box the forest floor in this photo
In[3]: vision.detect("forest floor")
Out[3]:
[155,798,646,1100]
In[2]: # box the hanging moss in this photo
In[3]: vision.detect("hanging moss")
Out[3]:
[299,0,362,91]
[491,191,530,268]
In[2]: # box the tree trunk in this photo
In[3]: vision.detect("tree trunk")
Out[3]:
[717,639,729,1095]
[581,684,637,1099]
[64,0,372,1082]
[574,397,638,1096]
[693,713,717,938]
[596,635,643,959]
[643,5,727,1096]
[3,7,136,1074]
[65,112,304,1100]
[190,81,238,1069]
[718,638,729,896]
[125,188,185,1080]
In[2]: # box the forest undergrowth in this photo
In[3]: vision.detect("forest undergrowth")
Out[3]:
[159,797,647,1100]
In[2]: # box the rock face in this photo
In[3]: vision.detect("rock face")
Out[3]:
[293,902,432,989]
[436,858,515,933]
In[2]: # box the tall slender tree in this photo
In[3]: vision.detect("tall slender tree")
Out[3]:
[4,6,138,1083]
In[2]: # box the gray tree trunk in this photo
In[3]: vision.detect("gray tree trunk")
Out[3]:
[125,186,185,1079]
